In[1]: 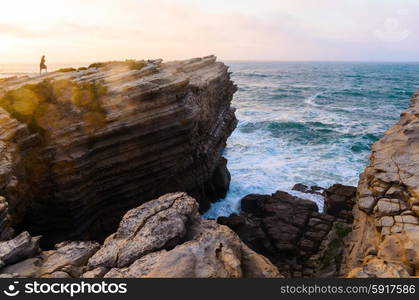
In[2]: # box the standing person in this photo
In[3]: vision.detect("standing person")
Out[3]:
[40,55,47,74]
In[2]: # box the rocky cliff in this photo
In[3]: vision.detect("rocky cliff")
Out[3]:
[0,193,281,278]
[0,56,237,245]
[218,184,356,277]
[342,91,419,277]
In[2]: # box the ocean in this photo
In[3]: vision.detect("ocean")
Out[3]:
[1,62,418,217]
[205,61,419,218]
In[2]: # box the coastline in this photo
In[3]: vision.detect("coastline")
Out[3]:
[0,57,417,278]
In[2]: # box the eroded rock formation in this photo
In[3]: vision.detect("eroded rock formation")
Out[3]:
[218,184,356,277]
[342,91,419,277]
[0,56,237,245]
[0,193,282,278]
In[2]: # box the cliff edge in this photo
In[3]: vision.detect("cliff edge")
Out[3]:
[342,91,419,277]
[0,56,237,245]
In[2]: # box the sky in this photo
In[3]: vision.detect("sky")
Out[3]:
[0,0,418,63]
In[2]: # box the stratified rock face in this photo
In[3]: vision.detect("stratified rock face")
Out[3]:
[218,186,356,277]
[0,193,282,278]
[0,56,237,245]
[342,91,419,278]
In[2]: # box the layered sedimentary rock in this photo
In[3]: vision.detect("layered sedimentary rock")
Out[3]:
[342,91,419,277]
[218,184,356,277]
[0,193,281,278]
[0,56,237,245]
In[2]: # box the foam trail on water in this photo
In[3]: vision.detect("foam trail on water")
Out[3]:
[205,62,418,219]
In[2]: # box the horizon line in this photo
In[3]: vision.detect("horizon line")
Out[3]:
[1,59,419,65]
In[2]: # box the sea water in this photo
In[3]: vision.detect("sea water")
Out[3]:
[205,62,419,217]
[1,62,418,216]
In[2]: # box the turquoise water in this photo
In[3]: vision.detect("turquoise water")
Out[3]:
[205,62,419,217]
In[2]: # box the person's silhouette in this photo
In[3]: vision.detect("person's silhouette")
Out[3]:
[40,55,47,74]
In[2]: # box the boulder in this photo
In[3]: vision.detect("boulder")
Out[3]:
[88,192,199,268]
[0,232,40,267]
[218,188,355,277]
[324,184,356,222]
[104,218,281,278]
[89,192,282,278]
[38,241,100,277]
[292,184,324,196]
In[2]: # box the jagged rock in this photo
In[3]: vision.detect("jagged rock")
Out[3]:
[88,192,280,278]
[0,231,40,267]
[0,240,100,278]
[342,91,419,277]
[0,196,14,241]
[38,241,100,277]
[88,192,199,268]
[324,184,356,222]
[0,273,20,278]
[0,258,41,277]
[292,183,324,196]
[240,194,269,216]
[43,271,71,278]
[0,193,280,278]
[347,256,412,278]
[218,188,355,277]
[104,218,281,278]
[81,267,108,278]
[0,56,237,245]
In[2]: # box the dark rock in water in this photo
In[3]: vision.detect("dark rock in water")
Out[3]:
[0,56,237,246]
[292,183,324,196]
[218,186,356,277]
[324,184,356,223]
[240,194,269,216]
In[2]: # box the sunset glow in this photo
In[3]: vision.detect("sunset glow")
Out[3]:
[0,0,418,63]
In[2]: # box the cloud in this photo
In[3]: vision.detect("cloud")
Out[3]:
[0,0,418,62]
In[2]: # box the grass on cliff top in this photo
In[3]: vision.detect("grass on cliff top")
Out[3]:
[88,59,146,71]
[0,78,108,136]
[57,68,77,73]
[0,78,108,179]
[56,67,89,73]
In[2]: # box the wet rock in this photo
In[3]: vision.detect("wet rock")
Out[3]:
[292,183,324,196]
[324,184,356,222]
[240,194,268,216]
[218,188,356,277]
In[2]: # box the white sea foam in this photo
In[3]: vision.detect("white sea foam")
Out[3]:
[205,62,417,219]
